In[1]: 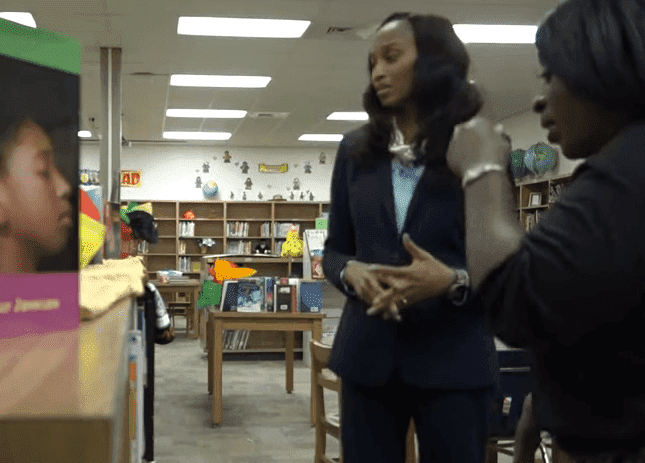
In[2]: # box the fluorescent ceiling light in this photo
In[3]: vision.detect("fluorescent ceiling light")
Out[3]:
[163,131,232,140]
[453,25,537,44]
[178,17,310,38]
[78,130,92,138]
[299,134,343,142]
[166,109,247,119]
[0,12,36,28]
[327,112,368,121]
[170,74,271,88]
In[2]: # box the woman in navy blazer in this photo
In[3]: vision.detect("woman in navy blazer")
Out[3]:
[323,12,499,463]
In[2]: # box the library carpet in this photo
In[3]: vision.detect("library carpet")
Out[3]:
[152,318,340,463]
[152,319,515,463]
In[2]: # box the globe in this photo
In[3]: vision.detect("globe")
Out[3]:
[525,143,557,175]
[203,180,219,198]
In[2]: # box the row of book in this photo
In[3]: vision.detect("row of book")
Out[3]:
[273,223,300,238]
[219,277,322,313]
[225,240,253,255]
[178,221,196,237]
[524,210,546,232]
[222,329,250,350]
[227,222,250,238]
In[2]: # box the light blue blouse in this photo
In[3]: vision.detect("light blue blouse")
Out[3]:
[392,159,425,233]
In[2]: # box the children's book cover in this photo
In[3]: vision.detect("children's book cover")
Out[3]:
[0,19,81,339]
[300,281,322,313]
[236,277,265,313]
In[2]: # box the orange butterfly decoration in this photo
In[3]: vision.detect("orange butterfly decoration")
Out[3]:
[208,259,257,284]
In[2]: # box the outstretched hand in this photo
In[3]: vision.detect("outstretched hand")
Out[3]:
[366,234,455,320]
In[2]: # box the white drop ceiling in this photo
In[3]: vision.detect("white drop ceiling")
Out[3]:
[3,0,560,147]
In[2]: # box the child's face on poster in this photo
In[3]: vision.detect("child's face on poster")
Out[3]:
[0,121,73,254]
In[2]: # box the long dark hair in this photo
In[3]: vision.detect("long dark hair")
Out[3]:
[536,0,645,120]
[355,12,483,172]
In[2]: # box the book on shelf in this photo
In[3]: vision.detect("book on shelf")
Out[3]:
[220,280,239,311]
[299,281,322,313]
[264,277,277,312]
[236,278,265,313]
[303,229,327,279]
[275,284,294,313]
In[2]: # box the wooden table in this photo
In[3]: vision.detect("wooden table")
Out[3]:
[206,309,324,426]
[0,297,136,463]
[150,279,201,339]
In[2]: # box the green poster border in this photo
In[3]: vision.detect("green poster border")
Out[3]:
[0,18,80,75]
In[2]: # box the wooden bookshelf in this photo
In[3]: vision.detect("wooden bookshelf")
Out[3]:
[121,200,329,278]
[514,175,573,232]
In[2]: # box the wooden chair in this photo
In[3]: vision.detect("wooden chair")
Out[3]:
[311,340,342,463]
[310,340,417,463]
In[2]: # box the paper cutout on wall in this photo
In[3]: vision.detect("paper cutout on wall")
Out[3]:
[241,161,249,174]
[209,259,256,284]
[304,161,312,173]
[293,178,300,190]
[203,162,210,173]
[259,163,288,173]
[245,178,253,190]
[121,170,141,188]
[319,152,326,164]
[195,176,202,188]
[223,150,232,163]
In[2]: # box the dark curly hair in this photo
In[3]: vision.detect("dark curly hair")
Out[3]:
[354,12,483,172]
[536,0,645,120]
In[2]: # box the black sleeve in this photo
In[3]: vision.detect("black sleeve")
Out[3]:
[480,164,645,348]
[323,136,358,297]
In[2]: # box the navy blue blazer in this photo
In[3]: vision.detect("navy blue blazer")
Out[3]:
[324,126,499,389]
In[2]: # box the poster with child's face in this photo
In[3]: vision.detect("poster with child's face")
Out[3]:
[0,19,80,338]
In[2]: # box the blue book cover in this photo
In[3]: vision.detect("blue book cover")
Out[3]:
[299,282,322,313]
[236,278,265,312]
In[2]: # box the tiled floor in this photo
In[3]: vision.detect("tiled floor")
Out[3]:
[152,319,514,463]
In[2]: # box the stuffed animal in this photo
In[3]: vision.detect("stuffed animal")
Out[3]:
[281,226,303,257]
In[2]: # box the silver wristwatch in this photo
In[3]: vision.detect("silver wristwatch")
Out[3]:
[447,269,470,306]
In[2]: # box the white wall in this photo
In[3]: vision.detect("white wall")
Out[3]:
[80,143,338,202]
[81,111,582,202]
[499,110,583,180]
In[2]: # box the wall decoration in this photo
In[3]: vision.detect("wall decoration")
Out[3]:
[294,163,299,168]
[259,163,288,173]
[202,162,210,173]
[245,178,253,190]
[235,162,239,167]
[304,161,312,174]
[242,191,247,200]
[241,161,249,174]
[223,150,232,163]
[293,178,300,190]
[121,170,142,188]
[267,184,272,189]
[258,191,263,200]
[195,176,202,188]
[230,191,235,200]
[80,169,100,185]
[202,180,219,198]
[309,192,314,201]
[290,191,295,200]
[319,152,326,164]
[300,192,305,200]
[212,156,217,161]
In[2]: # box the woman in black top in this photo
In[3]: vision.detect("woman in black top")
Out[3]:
[373,0,645,461]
